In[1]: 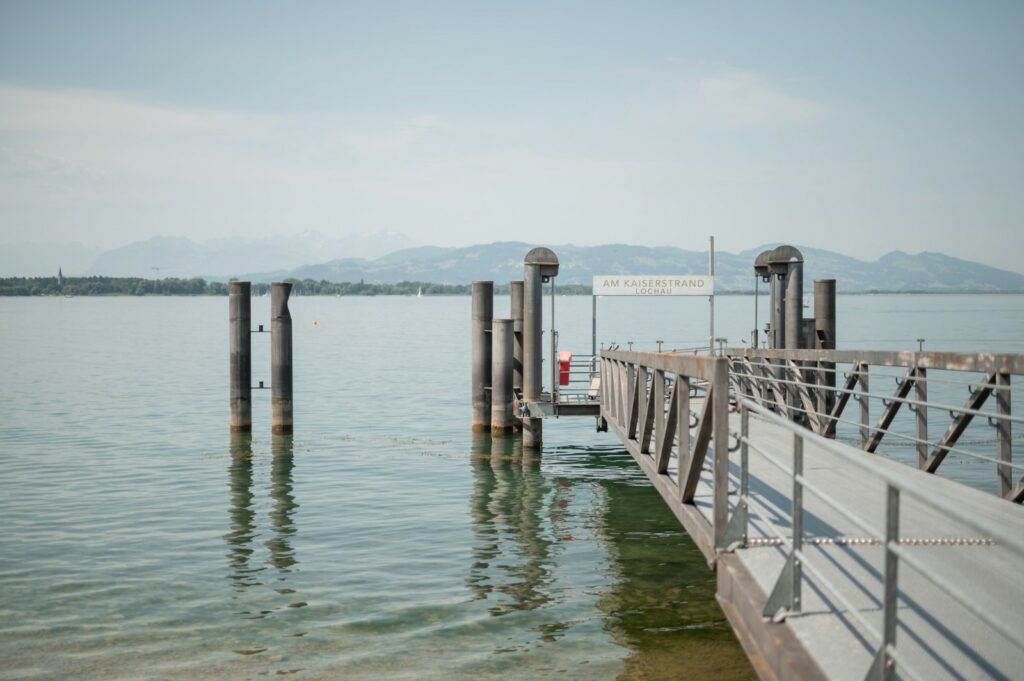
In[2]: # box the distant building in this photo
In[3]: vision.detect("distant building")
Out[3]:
[57,267,64,291]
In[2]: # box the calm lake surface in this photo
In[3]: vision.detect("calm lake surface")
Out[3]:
[1,294,1021,680]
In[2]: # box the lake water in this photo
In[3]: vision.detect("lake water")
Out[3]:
[1,293,1021,680]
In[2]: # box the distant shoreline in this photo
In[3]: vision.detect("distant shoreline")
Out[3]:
[2,276,1022,297]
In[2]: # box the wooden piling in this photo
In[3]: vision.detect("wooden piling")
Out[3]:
[229,281,252,431]
[471,281,494,432]
[271,282,293,433]
[491,318,514,433]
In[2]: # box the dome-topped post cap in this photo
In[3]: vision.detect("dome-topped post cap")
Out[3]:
[766,245,803,274]
[524,247,559,278]
[754,249,773,276]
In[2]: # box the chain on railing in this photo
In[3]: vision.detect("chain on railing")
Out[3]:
[722,398,1024,681]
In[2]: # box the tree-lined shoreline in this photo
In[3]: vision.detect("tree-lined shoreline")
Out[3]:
[2,276,1021,297]
[0,276,594,297]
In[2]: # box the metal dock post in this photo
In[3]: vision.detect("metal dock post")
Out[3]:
[522,264,543,448]
[510,280,524,393]
[491,318,514,433]
[271,282,293,433]
[229,281,252,432]
[471,281,494,432]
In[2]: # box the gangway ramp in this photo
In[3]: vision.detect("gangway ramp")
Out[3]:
[599,348,1024,681]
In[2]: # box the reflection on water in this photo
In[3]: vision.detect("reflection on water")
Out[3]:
[267,435,298,573]
[596,480,756,681]
[468,433,755,679]
[224,433,306,664]
[468,434,557,619]
[227,433,259,589]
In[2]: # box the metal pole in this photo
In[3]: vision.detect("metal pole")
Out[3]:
[523,264,543,448]
[708,235,715,354]
[753,275,759,347]
[784,262,803,350]
[771,273,785,349]
[996,372,1011,497]
[471,281,494,433]
[550,278,556,404]
[491,319,514,434]
[880,485,901,680]
[510,280,524,392]
[792,434,803,612]
[591,294,597,370]
[814,279,837,418]
[711,357,730,547]
[229,281,252,431]
[271,282,293,433]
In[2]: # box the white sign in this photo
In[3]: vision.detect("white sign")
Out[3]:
[592,275,714,297]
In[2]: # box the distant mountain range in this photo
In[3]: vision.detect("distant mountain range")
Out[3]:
[0,231,414,278]
[237,242,1024,293]
[4,235,1023,292]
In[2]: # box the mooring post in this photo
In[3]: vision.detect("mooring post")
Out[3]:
[491,318,514,433]
[770,274,784,349]
[783,261,804,422]
[229,281,252,431]
[522,248,559,449]
[510,281,524,392]
[471,281,494,432]
[271,282,293,433]
[523,263,543,448]
[784,261,803,351]
[814,279,837,423]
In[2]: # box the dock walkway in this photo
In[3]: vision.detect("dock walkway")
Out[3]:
[599,349,1024,681]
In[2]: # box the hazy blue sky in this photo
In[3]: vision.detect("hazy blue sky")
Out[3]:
[1,1,1022,269]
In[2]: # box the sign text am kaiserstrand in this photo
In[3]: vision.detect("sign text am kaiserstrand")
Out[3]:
[592,275,714,297]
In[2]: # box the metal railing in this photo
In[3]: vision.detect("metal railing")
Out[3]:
[725,348,1024,502]
[726,398,1024,681]
[599,349,731,546]
[600,347,1024,679]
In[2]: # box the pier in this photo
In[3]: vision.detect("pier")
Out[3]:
[468,245,1024,681]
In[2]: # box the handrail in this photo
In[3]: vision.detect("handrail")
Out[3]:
[731,397,1024,675]
[725,347,1024,375]
[598,347,1024,680]
[726,349,1022,500]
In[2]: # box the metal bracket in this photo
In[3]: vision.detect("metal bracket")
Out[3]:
[719,500,748,552]
[862,648,888,681]
[762,553,797,622]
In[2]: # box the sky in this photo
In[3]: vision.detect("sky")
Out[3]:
[1,0,1022,271]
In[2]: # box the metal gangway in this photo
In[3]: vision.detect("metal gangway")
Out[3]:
[599,347,1024,681]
